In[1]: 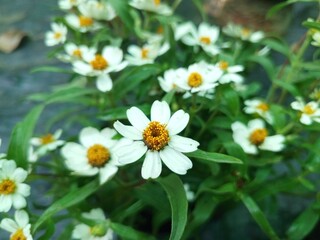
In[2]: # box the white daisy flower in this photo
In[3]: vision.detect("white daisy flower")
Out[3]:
[65,14,101,33]
[129,0,172,16]
[176,61,222,96]
[58,43,96,63]
[0,160,31,212]
[78,0,117,21]
[72,46,128,92]
[231,119,285,155]
[244,99,274,124]
[216,60,244,84]
[44,22,67,47]
[113,100,199,179]
[72,208,113,240]
[291,99,320,125]
[174,21,195,41]
[30,129,65,156]
[158,68,186,93]
[223,23,264,43]
[61,127,120,185]
[0,210,32,240]
[180,22,220,55]
[58,0,83,10]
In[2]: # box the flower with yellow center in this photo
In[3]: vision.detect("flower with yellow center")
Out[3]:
[129,0,172,15]
[72,208,114,240]
[78,0,117,21]
[0,160,30,212]
[188,72,203,88]
[61,127,121,185]
[44,22,67,47]
[244,99,273,124]
[0,210,32,240]
[222,23,264,43]
[216,60,244,85]
[158,68,186,93]
[114,100,199,179]
[61,43,96,63]
[231,119,285,155]
[65,14,102,33]
[58,0,81,10]
[291,99,320,125]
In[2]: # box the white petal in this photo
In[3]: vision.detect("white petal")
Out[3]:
[99,165,118,184]
[72,224,91,239]
[127,107,150,131]
[12,194,27,209]
[248,119,265,130]
[160,147,192,174]
[151,100,171,124]
[79,127,100,147]
[0,218,18,232]
[61,143,86,160]
[12,168,28,183]
[291,101,304,111]
[17,183,31,197]
[15,210,29,228]
[0,195,12,212]
[168,135,199,153]
[300,114,312,125]
[96,74,113,92]
[2,160,17,176]
[166,110,189,135]
[83,208,106,220]
[113,121,142,140]
[260,135,285,152]
[117,141,147,165]
[141,151,162,179]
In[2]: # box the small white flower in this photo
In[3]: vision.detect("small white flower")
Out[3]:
[58,43,96,63]
[129,0,172,16]
[73,46,127,92]
[0,210,33,240]
[223,23,264,43]
[58,0,83,10]
[72,208,113,240]
[113,100,199,179]
[231,119,285,155]
[291,99,320,125]
[78,0,117,21]
[158,68,186,93]
[30,129,65,156]
[244,99,273,124]
[61,127,120,185]
[216,60,244,84]
[65,14,102,32]
[0,160,31,212]
[311,31,320,47]
[184,184,195,202]
[44,22,67,46]
[174,21,195,41]
[180,22,220,55]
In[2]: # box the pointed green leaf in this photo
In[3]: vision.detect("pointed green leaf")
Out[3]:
[187,149,243,164]
[110,222,156,240]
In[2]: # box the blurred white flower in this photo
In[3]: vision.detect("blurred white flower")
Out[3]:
[0,160,31,212]
[244,99,273,124]
[158,68,186,93]
[44,22,67,46]
[129,0,172,16]
[184,183,195,202]
[61,127,120,185]
[72,208,113,240]
[58,43,96,63]
[291,99,320,125]
[223,23,264,43]
[78,0,117,21]
[0,210,32,240]
[231,119,285,155]
[113,100,199,179]
[216,60,244,84]
[65,14,101,32]
[58,0,83,10]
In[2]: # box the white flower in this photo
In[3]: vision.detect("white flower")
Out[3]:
[311,31,320,47]
[216,60,244,84]
[78,0,117,21]
[174,22,195,41]
[231,119,285,155]
[0,160,31,212]
[158,68,186,93]
[180,22,220,55]
[291,99,320,125]
[113,100,199,179]
[176,61,222,97]
[61,127,120,185]
[65,14,101,32]
[244,99,273,124]
[223,23,264,43]
[72,208,113,240]
[129,0,172,16]
[0,210,32,240]
[30,129,65,156]
[58,43,96,63]
[58,0,84,10]
[73,46,127,92]
[44,22,67,46]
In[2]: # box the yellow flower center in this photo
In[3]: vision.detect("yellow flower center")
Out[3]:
[40,134,55,145]
[143,121,170,151]
[154,0,161,6]
[54,32,62,39]
[218,61,229,71]
[257,102,269,112]
[188,72,203,88]
[303,104,316,115]
[72,49,82,58]
[79,15,93,27]
[141,48,149,59]
[0,179,16,195]
[90,54,108,70]
[10,229,27,240]
[157,26,164,34]
[87,144,110,167]
[199,36,211,45]
[249,128,268,146]
[241,28,251,37]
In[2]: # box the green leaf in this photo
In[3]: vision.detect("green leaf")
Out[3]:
[273,79,301,97]
[303,20,320,31]
[187,149,243,164]
[267,0,318,18]
[109,0,134,31]
[248,55,275,80]
[99,104,150,121]
[110,222,156,240]
[7,105,44,169]
[261,38,291,57]
[156,174,188,240]
[287,204,319,240]
[240,194,280,240]
[32,179,100,234]
[162,90,175,104]
[37,218,55,240]
[30,66,73,74]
